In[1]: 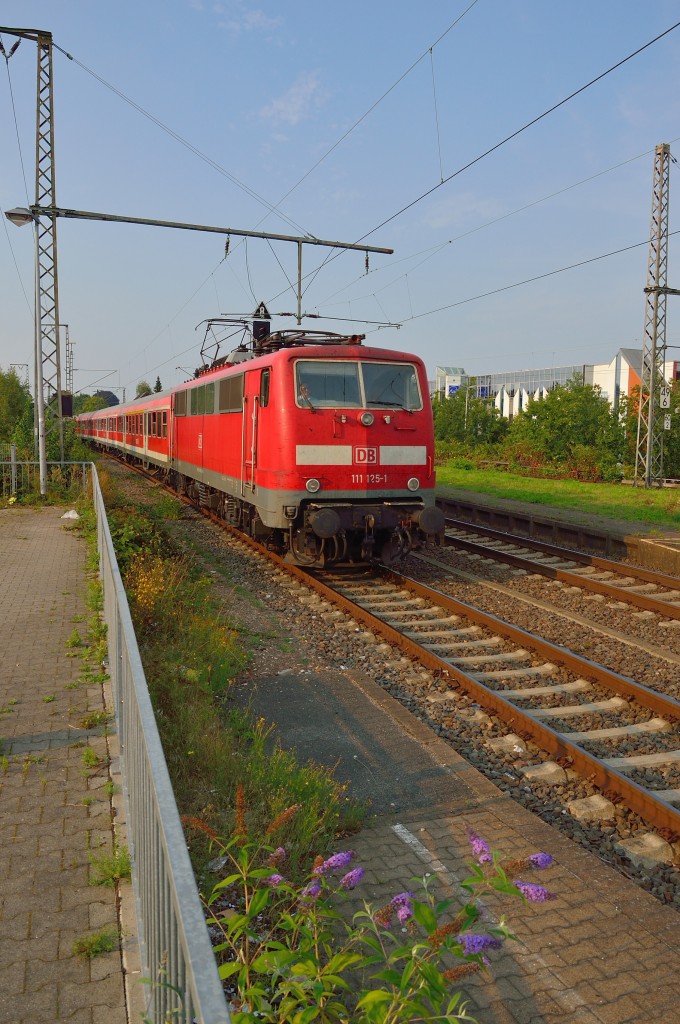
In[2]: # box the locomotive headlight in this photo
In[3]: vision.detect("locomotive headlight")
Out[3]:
[306,478,321,493]
[360,411,375,426]
[407,477,420,491]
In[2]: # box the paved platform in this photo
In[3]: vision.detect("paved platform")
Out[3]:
[4,498,680,1024]
[236,666,680,1024]
[0,508,128,1024]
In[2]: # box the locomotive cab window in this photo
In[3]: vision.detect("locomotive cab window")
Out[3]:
[363,362,422,411]
[260,369,270,407]
[296,362,360,408]
[295,360,422,411]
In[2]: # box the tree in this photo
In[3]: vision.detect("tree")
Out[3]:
[433,384,507,446]
[96,390,120,408]
[0,367,31,444]
[506,376,624,476]
[154,376,163,393]
[135,380,153,398]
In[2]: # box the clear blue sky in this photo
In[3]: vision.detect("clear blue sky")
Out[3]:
[1,1,680,398]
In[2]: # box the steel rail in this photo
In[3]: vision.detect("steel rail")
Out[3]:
[307,565,680,835]
[444,516,680,588]
[443,522,680,621]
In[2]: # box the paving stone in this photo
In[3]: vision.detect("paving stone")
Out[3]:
[0,509,127,1024]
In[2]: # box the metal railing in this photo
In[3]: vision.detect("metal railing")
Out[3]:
[92,466,231,1024]
[0,449,90,498]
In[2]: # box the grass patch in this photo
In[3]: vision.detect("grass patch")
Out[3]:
[66,628,83,649]
[80,711,111,730]
[81,746,101,769]
[88,844,132,887]
[436,466,680,528]
[102,474,363,882]
[72,927,119,959]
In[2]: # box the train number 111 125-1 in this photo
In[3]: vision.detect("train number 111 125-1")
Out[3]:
[351,473,388,485]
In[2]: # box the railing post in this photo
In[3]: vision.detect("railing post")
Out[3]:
[10,445,17,495]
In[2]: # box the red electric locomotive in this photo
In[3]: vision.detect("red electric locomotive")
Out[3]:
[76,324,444,565]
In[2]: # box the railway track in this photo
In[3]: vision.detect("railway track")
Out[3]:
[442,518,680,619]
[302,564,680,838]
[105,457,680,865]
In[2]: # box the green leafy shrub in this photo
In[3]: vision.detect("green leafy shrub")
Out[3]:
[199,821,556,1024]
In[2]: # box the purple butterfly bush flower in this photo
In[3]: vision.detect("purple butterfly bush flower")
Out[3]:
[514,880,556,903]
[339,866,365,890]
[313,850,354,875]
[301,881,322,900]
[390,892,414,924]
[396,903,413,924]
[467,830,492,864]
[528,852,553,870]
[266,873,285,887]
[458,933,502,957]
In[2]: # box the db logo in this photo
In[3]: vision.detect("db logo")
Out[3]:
[354,447,377,465]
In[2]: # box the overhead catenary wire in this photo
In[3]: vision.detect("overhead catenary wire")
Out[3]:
[270,38,680,316]
[251,0,480,219]
[362,230,680,331]
[50,41,316,240]
[429,48,444,183]
[280,16,680,315]
[1,39,32,315]
[312,142,679,312]
[31,17,674,390]
[352,19,680,244]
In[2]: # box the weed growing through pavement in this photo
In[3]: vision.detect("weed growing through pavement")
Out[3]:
[195,805,557,1023]
[88,844,132,887]
[42,694,55,703]
[22,754,45,773]
[80,710,111,730]
[72,926,119,959]
[66,628,83,649]
[81,746,101,769]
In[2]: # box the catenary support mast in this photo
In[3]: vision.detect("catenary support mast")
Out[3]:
[1,27,64,464]
[634,143,676,487]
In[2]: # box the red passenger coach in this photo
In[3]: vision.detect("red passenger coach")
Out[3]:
[77,392,171,470]
[76,329,444,565]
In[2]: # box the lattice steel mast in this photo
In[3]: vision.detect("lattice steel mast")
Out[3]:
[634,143,679,486]
[1,27,64,464]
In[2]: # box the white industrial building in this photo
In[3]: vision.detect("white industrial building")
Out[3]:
[435,349,679,419]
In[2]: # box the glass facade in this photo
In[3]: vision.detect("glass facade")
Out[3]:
[473,365,585,398]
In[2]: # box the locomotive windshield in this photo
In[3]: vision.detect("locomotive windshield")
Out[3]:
[295,360,422,410]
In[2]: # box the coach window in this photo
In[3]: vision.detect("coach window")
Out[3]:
[162,411,168,438]
[260,368,270,407]
[175,390,187,416]
[204,382,215,415]
[191,387,210,415]
[219,374,245,413]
